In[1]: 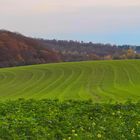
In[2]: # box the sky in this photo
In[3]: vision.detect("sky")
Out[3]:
[0,0,140,45]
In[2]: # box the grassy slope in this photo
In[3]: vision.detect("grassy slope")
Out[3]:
[0,60,140,102]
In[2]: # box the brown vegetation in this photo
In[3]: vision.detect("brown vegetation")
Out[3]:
[0,30,61,67]
[0,30,139,68]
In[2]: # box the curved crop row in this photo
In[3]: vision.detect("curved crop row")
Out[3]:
[0,60,140,101]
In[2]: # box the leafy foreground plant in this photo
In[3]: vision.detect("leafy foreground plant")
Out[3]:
[0,99,140,140]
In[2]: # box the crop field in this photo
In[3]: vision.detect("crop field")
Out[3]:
[0,99,140,140]
[0,60,140,101]
[0,60,140,140]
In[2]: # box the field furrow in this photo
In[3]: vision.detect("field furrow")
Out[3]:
[0,60,140,101]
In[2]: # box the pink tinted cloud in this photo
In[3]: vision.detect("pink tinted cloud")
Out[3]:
[1,0,140,14]
[0,0,140,38]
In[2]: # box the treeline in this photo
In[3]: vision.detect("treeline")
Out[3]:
[0,30,61,68]
[0,30,140,68]
[39,39,140,61]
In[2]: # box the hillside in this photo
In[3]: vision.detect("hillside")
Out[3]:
[0,60,140,101]
[38,39,140,62]
[0,30,61,67]
[0,30,139,68]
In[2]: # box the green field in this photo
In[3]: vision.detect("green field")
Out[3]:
[0,99,140,140]
[0,60,140,101]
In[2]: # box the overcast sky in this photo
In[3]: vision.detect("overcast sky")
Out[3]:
[0,0,140,45]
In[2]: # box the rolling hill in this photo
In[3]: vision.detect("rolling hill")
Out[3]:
[0,60,140,102]
[1,30,139,69]
[0,30,61,68]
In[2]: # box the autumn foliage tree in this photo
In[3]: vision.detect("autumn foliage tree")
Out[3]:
[0,30,61,67]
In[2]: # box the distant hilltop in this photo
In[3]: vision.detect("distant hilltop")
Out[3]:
[0,30,140,68]
[0,30,61,68]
